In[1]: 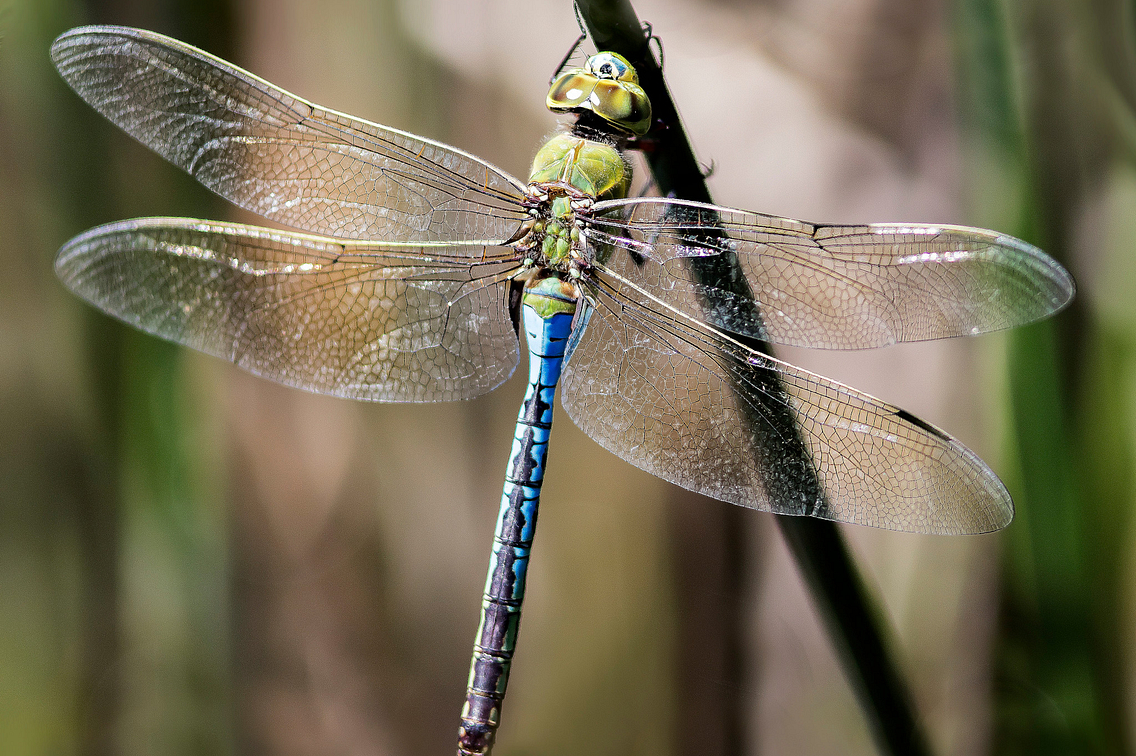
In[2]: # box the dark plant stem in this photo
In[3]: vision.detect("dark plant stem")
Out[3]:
[572,1,932,754]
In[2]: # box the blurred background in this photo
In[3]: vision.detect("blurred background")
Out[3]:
[0,0,1131,754]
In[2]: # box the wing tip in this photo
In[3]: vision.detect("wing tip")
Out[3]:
[990,231,1077,316]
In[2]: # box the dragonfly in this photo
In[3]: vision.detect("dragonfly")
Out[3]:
[51,25,1073,756]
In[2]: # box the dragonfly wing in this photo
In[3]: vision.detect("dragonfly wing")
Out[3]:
[56,218,522,401]
[560,265,1012,534]
[51,26,529,244]
[586,197,1074,349]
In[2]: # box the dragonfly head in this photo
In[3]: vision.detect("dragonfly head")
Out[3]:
[547,52,652,136]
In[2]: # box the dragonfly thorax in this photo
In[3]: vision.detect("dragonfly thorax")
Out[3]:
[518,182,594,270]
[521,128,633,271]
[529,133,631,200]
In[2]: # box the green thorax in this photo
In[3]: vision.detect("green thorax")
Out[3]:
[527,132,631,267]
[528,133,630,200]
[530,194,579,266]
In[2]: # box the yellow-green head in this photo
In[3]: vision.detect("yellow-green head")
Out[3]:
[546,52,652,136]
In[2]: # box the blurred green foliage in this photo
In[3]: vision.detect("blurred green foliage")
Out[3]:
[956,0,1136,752]
[1,1,234,754]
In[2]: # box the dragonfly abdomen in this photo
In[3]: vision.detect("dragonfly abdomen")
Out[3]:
[459,283,576,755]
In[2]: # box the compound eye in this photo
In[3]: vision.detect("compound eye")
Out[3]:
[588,52,629,80]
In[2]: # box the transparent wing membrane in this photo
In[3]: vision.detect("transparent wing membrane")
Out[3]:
[56,218,522,401]
[51,26,530,244]
[49,26,1075,535]
[562,265,1013,534]
[586,197,1074,349]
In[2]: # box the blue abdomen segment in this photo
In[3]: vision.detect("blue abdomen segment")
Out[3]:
[458,304,575,756]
